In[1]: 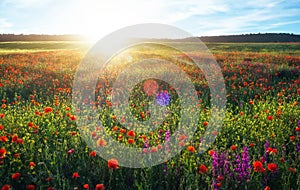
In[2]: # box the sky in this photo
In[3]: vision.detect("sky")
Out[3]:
[0,0,299,40]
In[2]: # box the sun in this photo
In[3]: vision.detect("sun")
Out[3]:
[55,0,154,43]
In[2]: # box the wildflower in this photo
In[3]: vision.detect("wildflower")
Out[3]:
[83,184,89,189]
[72,172,80,178]
[127,130,135,137]
[128,138,135,144]
[44,107,53,113]
[0,148,6,158]
[198,164,208,174]
[288,167,296,173]
[203,121,209,126]
[29,161,36,169]
[267,116,273,121]
[143,79,158,96]
[108,158,119,169]
[253,161,265,173]
[178,134,187,141]
[156,91,170,106]
[209,150,215,156]
[1,185,11,190]
[12,172,21,180]
[264,186,271,190]
[231,145,237,151]
[95,184,105,190]
[0,136,8,142]
[26,184,35,190]
[267,163,277,172]
[187,145,195,152]
[89,151,97,157]
[97,139,107,147]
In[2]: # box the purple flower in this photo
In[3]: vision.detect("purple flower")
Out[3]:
[298,120,300,127]
[156,91,170,106]
[234,147,251,182]
[165,130,170,152]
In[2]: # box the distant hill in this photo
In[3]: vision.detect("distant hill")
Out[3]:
[0,34,83,42]
[198,33,300,42]
[0,33,299,42]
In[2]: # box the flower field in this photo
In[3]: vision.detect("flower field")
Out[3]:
[0,42,299,189]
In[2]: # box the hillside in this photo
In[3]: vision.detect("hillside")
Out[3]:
[0,33,300,42]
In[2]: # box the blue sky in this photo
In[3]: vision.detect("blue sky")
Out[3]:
[0,0,299,40]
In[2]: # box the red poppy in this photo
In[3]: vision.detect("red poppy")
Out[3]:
[44,107,53,113]
[12,172,21,180]
[209,150,215,156]
[178,134,187,141]
[29,161,36,168]
[0,136,8,142]
[198,164,208,174]
[187,146,195,152]
[0,148,6,158]
[288,167,296,173]
[26,184,36,190]
[178,141,185,146]
[267,163,277,172]
[128,138,135,144]
[47,187,54,190]
[95,184,105,190]
[72,172,80,178]
[108,159,119,169]
[127,130,135,137]
[89,151,96,157]
[264,186,270,190]
[267,116,273,120]
[1,184,11,190]
[143,79,158,96]
[253,161,265,173]
[231,145,237,151]
[83,184,89,189]
[97,139,107,147]
[203,121,208,127]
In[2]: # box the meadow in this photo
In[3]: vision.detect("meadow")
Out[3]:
[0,41,299,190]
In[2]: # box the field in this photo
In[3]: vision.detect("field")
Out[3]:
[0,41,299,190]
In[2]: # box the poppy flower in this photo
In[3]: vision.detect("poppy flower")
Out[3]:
[0,148,6,158]
[47,187,54,190]
[128,138,135,144]
[95,184,105,190]
[187,146,195,152]
[178,134,187,141]
[89,151,96,157]
[12,172,21,180]
[203,121,209,127]
[198,164,208,174]
[127,130,135,137]
[26,184,35,190]
[83,184,89,189]
[72,172,80,178]
[253,161,265,173]
[143,79,158,96]
[267,116,273,121]
[29,161,36,168]
[97,139,107,147]
[44,107,53,113]
[1,184,11,190]
[231,145,237,151]
[209,150,215,156]
[267,163,277,172]
[0,136,8,142]
[264,186,270,190]
[108,158,119,169]
[288,167,296,173]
